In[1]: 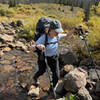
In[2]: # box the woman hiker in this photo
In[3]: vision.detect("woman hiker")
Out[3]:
[31,19,82,91]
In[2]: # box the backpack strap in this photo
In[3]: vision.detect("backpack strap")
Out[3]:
[44,34,48,47]
[46,41,58,45]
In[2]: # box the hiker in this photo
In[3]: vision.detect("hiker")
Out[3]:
[31,19,82,90]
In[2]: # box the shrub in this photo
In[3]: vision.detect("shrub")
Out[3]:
[18,18,39,40]
[91,2,100,16]
[60,17,82,30]
[87,16,100,47]
[0,8,15,17]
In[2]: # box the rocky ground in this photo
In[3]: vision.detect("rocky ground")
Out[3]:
[0,20,100,100]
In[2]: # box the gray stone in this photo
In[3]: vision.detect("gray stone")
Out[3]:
[78,87,92,100]
[64,68,87,92]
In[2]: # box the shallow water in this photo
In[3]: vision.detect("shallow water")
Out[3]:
[0,49,37,100]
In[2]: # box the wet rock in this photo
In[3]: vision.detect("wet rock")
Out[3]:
[0,93,26,100]
[78,87,92,100]
[64,68,87,92]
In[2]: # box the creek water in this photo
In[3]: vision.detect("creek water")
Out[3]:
[0,49,37,100]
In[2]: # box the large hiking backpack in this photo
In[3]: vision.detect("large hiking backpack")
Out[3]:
[33,17,52,42]
[33,17,52,59]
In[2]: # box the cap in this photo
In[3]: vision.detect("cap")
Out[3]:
[50,19,64,33]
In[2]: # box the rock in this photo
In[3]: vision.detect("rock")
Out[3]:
[0,60,11,65]
[0,34,14,42]
[1,65,15,73]
[18,66,32,72]
[60,64,74,77]
[2,47,11,52]
[20,83,27,89]
[16,19,24,27]
[15,41,28,52]
[28,85,39,97]
[38,72,50,91]
[86,79,96,94]
[95,81,100,97]
[5,29,15,35]
[55,80,64,94]
[9,21,17,28]
[59,46,78,68]
[0,23,4,31]
[64,68,87,92]
[89,68,100,81]
[2,55,15,60]
[7,42,16,48]
[1,21,11,28]
[79,58,93,66]
[78,87,92,100]
[0,50,4,56]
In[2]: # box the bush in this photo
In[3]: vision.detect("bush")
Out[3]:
[0,8,15,17]
[87,16,100,47]
[91,2,100,16]
[18,18,39,40]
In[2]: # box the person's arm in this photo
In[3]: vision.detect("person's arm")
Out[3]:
[61,24,83,39]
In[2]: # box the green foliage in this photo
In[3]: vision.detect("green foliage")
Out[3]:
[87,16,100,47]
[91,2,100,16]
[65,93,79,100]
[0,8,15,17]
[0,3,3,7]
[60,15,83,31]
[18,18,38,40]
[48,14,57,18]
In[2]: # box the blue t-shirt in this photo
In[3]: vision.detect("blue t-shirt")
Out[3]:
[36,34,64,56]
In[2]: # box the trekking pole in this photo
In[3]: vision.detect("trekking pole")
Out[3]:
[45,57,57,100]
[80,29,100,81]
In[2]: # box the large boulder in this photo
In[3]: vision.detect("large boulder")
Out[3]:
[64,68,87,92]
[59,46,78,68]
